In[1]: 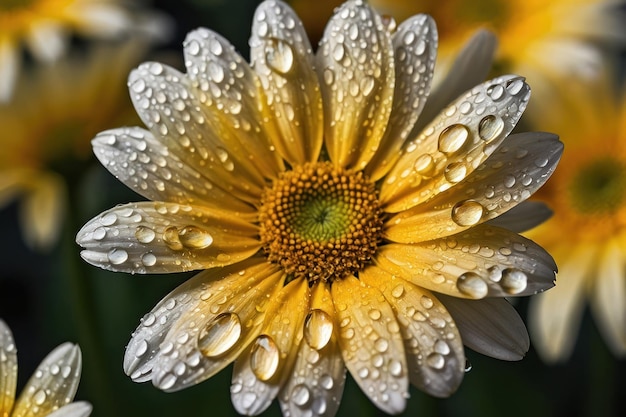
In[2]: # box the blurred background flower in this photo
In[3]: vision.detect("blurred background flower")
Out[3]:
[0,0,171,101]
[0,0,625,417]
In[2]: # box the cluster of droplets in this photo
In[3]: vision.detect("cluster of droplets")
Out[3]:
[259,162,383,282]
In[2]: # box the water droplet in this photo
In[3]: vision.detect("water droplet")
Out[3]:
[361,76,375,96]
[33,389,46,405]
[465,359,473,372]
[438,124,469,154]
[92,227,106,240]
[451,200,485,227]
[199,313,242,357]
[265,39,294,75]
[135,226,156,243]
[250,335,280,381]
[478,115,504,141]
[434,339,450,355]
[456,272,488,299]
[107,248,128,265]
[420,295,434,309]
[391,284,405,298]
[503,175,516,188]
[487,84,505,101]
[414,154,435,176]
[444,162,467,183]
[426,352,445,369]
[163,226,183,250]
[291,384,310,407]
[389,359,403,377]
[500,269,528,294]
[141,253,157,267]
[304,309,333,350]
[208,62,225,83]
[368,309,382,320]
[506,78,525,95]
[178,226,213,249]
[374,338,389,353]
[332,44,345,61]
[320,374,334,390]
[159,373,177,390]
[101,212,118,226]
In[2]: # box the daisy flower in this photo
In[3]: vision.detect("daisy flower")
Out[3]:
[527,75,626,363]
[76,0,562,415]
[0,0,169,101]
[0,319,91,417]
[0,41,145,250]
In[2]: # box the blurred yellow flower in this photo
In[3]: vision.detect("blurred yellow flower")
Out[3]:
[0,0,169,101]
[0,319,91,417]
[528,75,626,363]
[77,1,562,415]
[0,41,143,250]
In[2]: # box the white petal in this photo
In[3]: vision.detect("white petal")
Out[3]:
[76,202,259,274]
[366,14,438,181]
[250,0,323,165]
[361,268,464,398]
[46,401,93,417]
[12,343,82,416]
[591,239,626,356]
[123,258,283,385]
[382,74,531,212]
[91,127,254,212]
[414,29,497,134]
[182,28,283,179]
[316,0,395,170]
[438,295,529,361]
[26,21,67,62]
[385,132,563,241]
[0,39,19,102]
[0,319,17,414]
[528,245,594,363]
[331,276,408,414]
[377,225,556,300]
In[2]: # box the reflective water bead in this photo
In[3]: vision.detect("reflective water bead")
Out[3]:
[250,335,280,381]
[478,115,504,141]
[456,272,488,299]
[500,269,528,294]
[438,124,469,154]
[198,313,242,357]
[451,200,485,227]
[304,309,334,350]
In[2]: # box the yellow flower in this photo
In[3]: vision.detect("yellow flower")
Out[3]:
[527,75,626,363]
[0,41,144,249]
[0,0,168,101]
[77,1,562,414]
[0,319,91,417]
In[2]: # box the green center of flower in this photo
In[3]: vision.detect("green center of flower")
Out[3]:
[0,0,35,11]
[568,157,626,215]
[259,162,383,283]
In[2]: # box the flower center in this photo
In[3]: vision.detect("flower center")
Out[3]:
[259,162,383,283]
[568,157,626,215]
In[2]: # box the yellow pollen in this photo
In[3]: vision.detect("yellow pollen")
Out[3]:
[259,162,383,283]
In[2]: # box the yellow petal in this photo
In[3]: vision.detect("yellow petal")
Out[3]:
[376,225,556,299]
[0,320,17,417]
[381,74,531,212]
[331,275,408,414]
[316,0,395,170]
[360,267,464,398]
[250,1,323,165]
[231,278,309,415]
[77,201,260,274]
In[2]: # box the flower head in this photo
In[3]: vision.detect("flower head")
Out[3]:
[77,1,562,415]
[0,41,145,249]
[0,0,169,101]
[528,75,626,362]
[0,319,91,417]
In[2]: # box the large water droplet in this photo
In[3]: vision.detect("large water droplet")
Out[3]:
[178,226,213,249]
[426,352,445,369]
[265,39,294,75]
[198,313,242,357]
[438,124,470,154]
[444,162,467,183]
[250,335,280,381]
[451,200,485,227]
[304,309,333,350]
[478,115,504,141]
[163,226,183,250]
[135,226,156,243]
[457,272,488,299]
[414,154,435,176]
[500,269,528,294]
[107,248,128,265]
[291,384,311,407]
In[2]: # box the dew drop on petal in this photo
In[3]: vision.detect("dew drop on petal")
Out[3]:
[163,226,183,250]
[33,389,47,405]
[265,39,294,75]
[135,226,156,243]
[438,124,469,154]
[292,384,311,407]
[444,162,467,183]
[198,313,242,357]
[414,154,435,176]
[250,335,280,381]
[500,269,528,294]
[478,115,504,141]
[426,352,445,369]
[304,309,333,350]
[451,200,485,227]
[434,339,451,355]
[141,253,157,267]
[457,272,488,299]
[178,226,213,249]
[107,248,128,265]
